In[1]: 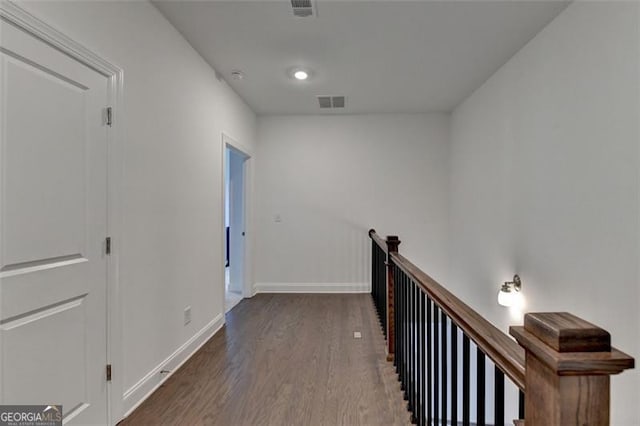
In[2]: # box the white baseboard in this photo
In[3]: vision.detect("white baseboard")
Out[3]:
[254,282,370,294]
[121,313,225,418]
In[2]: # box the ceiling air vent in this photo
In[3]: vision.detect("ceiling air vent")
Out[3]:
[291,0,315,18]
[331,96,345,108]
[317,96,346,109]
[317,96,332,108]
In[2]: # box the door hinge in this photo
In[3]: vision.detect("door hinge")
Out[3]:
[106,364,112,381]
[106,107,113,127]
[105,237,111,255]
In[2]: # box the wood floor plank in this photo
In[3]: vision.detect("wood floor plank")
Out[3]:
[120,294,410,426]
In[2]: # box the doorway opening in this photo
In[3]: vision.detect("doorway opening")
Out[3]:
[224,145,248,313]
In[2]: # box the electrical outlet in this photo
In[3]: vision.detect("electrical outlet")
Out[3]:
[184,306,191,326]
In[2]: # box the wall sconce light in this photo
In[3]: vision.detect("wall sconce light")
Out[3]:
[498,275,522,307]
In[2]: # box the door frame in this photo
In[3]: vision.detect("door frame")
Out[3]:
[221,133,253,303]
[0,2,125,424]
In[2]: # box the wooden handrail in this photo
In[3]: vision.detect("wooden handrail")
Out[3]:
[390,251,526,391]
[368,229,388,254]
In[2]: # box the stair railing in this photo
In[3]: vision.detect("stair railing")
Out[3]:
[368,229,634,426]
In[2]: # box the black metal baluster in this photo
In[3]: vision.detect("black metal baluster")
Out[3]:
[441,311,447,425]
[380,249,383,324]
[433,304,439,424]
[462,334,470,426]
[451,323,458,426]
[374,245,377,315]
[406,275,410,402]
[413,283,418,422]
[379,248,384,327]
[494,366,504,426]
[407,280,415,421]
[407,281,416,412]
[426,297,433,424]
[371,239,375,305]
[415,286,420,425]
[394,266,398,370]
[402,275,409,401]
[377,247,381,320]
[380,246,389,339]
[381,248,386,337]
[379,248,382,322]
[375,246,379,326]
[411,284,420,424]
[477,350,486,426]
[518,389,525,420]
[415,284,420,422]
[407,276,411,405]
[400,272,406,394]
[414,284,419,423]
[398,270,403,383]
[420,291,426,426]
[373,244,376,311]
[377,247,380,318]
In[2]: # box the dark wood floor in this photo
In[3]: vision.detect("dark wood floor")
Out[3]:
[121,294,410,425]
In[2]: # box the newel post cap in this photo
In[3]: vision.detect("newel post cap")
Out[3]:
[509,312,634,376]
[385,235,400,252]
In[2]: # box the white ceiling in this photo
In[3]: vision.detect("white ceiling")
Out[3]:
[154,1,569,115]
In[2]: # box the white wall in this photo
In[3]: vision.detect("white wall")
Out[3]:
[16,1,256,421]
[255,114,449,292]
[448,2,639,424]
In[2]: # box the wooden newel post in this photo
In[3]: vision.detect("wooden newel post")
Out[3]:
[510,313,634,426]
[385,235,400,361]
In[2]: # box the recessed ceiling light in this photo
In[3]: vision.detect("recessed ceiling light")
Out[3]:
[231,70,244,80]
[293,70,309,80]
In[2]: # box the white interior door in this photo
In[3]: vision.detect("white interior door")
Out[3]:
[0,19,109,425]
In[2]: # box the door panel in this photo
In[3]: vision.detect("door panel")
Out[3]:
[3,56,87,267]
[0,20,109,425]
[2,295,87,415]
